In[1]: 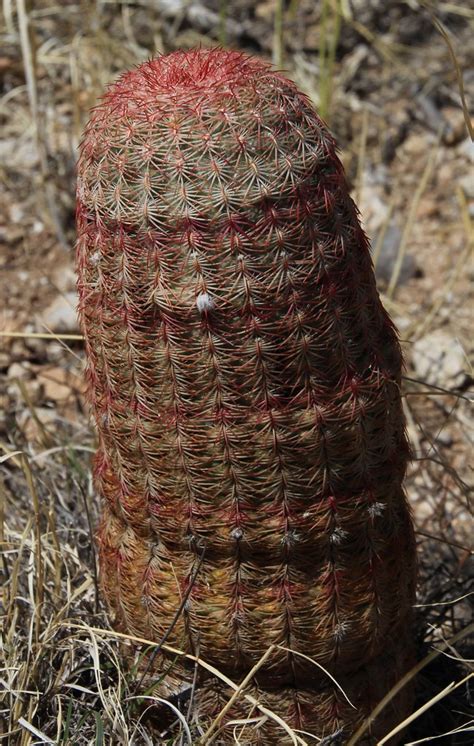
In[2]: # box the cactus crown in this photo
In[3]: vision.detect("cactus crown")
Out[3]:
[76,49,415,742]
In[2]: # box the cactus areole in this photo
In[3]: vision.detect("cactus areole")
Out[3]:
[76,49,416,743]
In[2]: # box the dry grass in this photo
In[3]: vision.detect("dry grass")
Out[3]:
[1,1,473,743]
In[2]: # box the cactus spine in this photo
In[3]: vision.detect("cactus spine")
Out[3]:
[76,49,416,743]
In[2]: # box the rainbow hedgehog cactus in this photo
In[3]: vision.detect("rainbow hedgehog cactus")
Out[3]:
[76,49,417,743]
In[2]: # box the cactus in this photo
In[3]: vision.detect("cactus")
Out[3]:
[76,49,417,743]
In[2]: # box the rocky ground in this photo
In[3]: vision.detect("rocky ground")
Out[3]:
[0,1,472,744]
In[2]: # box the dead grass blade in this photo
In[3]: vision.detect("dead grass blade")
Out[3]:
[20,452,44,644]
[418,1,473,140]
[17,716,55,744]
[378,672,473,745]
[318,0,342,122]
[346,621,474,745]
[276,644,356,708]
[414,591,474,609]
[402,376,472,404]
[273,0,285,68]
[415,529,472,555]
[127,696,193,744]
[202,645,276,744]
[62,623,307,746]
[0,331,84,340]
[354,106,369,207]
[405,719,474,745]
[135,548,205,691]
[16,0,38,126]
[387,131,441,297]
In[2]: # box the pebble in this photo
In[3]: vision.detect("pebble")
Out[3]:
[435,431,454,448]
[402,133,429,157]
[0,137,39,170]
[441,106,468,146]
[436,161,454,188]
[411,329,469,387]
[10,340,29,361]
[46,342,67,363]
[458,137,474,164]
[37,292,79,333]
[36,366,84,404]
[373,224,417,286]
[9,203,24,223]
[16,407,57,442]
[460,172,474,200]
[51,264,76,294]
[9,378,44,405]
[24,335,47,360]
[7,361,33,380]
[155,0,186,14]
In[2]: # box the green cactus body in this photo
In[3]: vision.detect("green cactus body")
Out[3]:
[76,49,416,742]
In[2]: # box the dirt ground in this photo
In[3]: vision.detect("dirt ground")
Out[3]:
[0,1,472,744]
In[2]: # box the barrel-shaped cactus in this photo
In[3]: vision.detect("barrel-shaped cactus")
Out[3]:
[76,49,416,742]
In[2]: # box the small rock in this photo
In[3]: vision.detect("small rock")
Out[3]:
[9,203,24,223]
[403,133,429,157]
[187,4,241,37]
[437,160,457,188]
[37,370,70,404]
[0,137,39,170]
[395,316,411,332]
[348,0,384,27]
[458,137,474,164]
[155,0,186,15]
[20,379,45,405]
[51,263,76,294]
[16,406,57,442]
[0,395,8,431]
[411,493,434,525]
[435,431,453,448]
[373,224,417,286]
[359,178,390,234]
[255,0,276,20]
[0,56,14,73]
[7,362,33,380]
[46,342,66,363]
[10,339,29,360]
[411,330,469,387]
[417,196,439,220]
[460,172,474,200]
[24,334,47,360]
[26,379,45,404]
[37,292,79,333]
[441,106,469,146]
[7,376,43,405]
[36,366,84,404]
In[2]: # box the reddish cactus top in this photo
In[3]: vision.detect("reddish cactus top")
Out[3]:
[83,48,321,121]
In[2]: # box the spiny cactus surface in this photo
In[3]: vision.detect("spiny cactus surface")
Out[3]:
[76,48,417,743]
